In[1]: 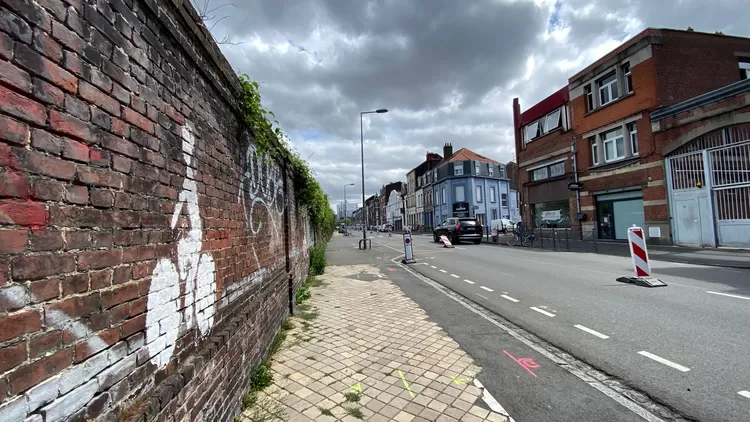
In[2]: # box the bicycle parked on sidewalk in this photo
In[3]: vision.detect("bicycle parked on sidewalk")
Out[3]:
[507,223,535,247]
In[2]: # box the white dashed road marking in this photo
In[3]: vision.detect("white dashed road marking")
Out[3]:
[530,307,555,317]
[574,325,610,339]
[500,295,519,303]
[480,286,494,292]
[450,274,460,278]
[430,265,437,269]
[637,351,691,372]
[439,269,447,273]
[464,279,475,285]
[476,293,489,300]
[738,391,750,399]
[706,291,750,301]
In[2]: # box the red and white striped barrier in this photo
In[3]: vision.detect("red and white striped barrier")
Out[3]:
[627,226,651,277]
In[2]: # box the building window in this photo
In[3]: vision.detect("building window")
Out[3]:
[524,120,540,142]
[499,165,505,178]
[455,185,465,202]
[549,161,565,177]
[628,122,638,155]
[454,165,464,176]
[442,188,446,204]
[598,72,618,106]
[740,60,750,80]
[491,208,498,220]
[623,62,633,93]
[489,166,494,176]
[602,128,625,162]
[490,186,496,203]
[590,136,600,166]
[585,85,594,112]
[531,167,548,181]
[476,185,482,202]
[502,193,508,207]
[475,163,481,175]
[544,108,562,133]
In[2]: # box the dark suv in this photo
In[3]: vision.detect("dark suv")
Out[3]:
[433,217,483,244]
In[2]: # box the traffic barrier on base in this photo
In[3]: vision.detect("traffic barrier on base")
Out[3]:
[402,233,416,264]
[440,235,454,248]
[616,226,667,288]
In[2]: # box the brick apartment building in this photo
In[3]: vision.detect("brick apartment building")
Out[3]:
[513,87,577,229]
[405,152,442,230]
[515,27,750,244]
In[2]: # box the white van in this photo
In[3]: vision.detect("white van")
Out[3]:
[490,219,516,241]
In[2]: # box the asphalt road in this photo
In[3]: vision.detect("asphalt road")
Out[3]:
[329,235,657,422]
[368,234,750,422]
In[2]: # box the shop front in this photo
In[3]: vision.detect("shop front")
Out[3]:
[453,202,469,218]
[527,178,573,228]
[595,189,645,240]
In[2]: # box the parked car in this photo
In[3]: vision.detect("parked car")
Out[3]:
[338,224,346,234]
[433,217,483,244]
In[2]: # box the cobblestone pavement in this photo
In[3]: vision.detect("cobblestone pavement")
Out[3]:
[242,264,509,422]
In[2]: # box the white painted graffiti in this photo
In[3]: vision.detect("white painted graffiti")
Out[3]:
[146,122,217,369]
[237,143,285,253]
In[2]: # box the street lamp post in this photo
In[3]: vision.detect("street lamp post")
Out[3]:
[359,109,388,250]
[343,183,354,234]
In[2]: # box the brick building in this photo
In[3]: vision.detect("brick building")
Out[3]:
[513,87,576,229]
[378,181,402,227]
[515,27,750,244]
[405,152,442,230]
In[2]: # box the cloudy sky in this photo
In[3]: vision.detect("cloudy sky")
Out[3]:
[193,0,748,209]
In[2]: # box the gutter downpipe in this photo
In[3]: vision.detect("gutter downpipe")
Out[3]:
[571,139,582,240]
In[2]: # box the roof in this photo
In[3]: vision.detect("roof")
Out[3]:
[651,78,750,122]
[519,87,569,126]
[445,148,501,165]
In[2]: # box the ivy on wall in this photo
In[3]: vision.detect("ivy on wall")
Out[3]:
[238,74,336,241]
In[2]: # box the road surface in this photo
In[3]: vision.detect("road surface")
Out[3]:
[367,233,750,422]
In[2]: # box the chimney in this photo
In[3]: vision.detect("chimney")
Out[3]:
[443,143,453,159]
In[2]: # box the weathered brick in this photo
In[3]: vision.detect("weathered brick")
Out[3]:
[64,185,88,205]
[0,284,29,312]
[111,82,130,104]
[43,292,100,326]
[62,138,90,163]
[79,81,120,116]
[0,83,46,125]
[12,253,75,280]
[91,231,113,248]
[76,166,122,188]
[129,296,146,317]
[0,58,33,92]
[30,229,64,251]
[0,7,33,44]
[3,0,52,31]
[77,249,122,270]
[86,390,109,420]
[32,27,62,61]
[111,155,132,173]
[14,43,77,93]
[0,309,42,342]
[112,266,131,285]
[0,170,32,198]
[0,114,30,146]
[123,107,154,134]
[65,6,88,38]
[0,28,14,60]
[40,378,97,421]
[32,76,65,107]
[64,230,89,250]
[0,228,30,256]
[111,117,129,136]
[49,205,101,227]
[121,245,155,263]
[29,277,60,303]
[49,110,95,142]
[14,148,76,180]
[63,50,83,76]
[9,348,71,394]
[89,188,114,207]
[61,273,89,295]
[0,199,47,227]
[82,63,112,92]
[28,330,62,359]
[51,19,83,52]
[90,106,112,130]
[64,94,91,121]
[74,328,117,362]
[33,178,64,201]
[90,269,112,289]
[0,342,28,373]
[36,0,67,21]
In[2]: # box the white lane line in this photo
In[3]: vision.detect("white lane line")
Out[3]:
[574,325,610,339]
[464,279,475,284]
[480,286,494,292]
[706,291,750,301]
[738,390,750,399]
[390,256,665,422]
[450,274,460,278]
[430,265,437,269]
[476,293,489,300]
[530,307,555,317]
[474,379,515,422]
[637,351,690,372]
[439,269,447,273]
[500,294,519,303]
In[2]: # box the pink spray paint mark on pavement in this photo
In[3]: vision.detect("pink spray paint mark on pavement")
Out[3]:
[503,350,539,377]
[387,267,397,272]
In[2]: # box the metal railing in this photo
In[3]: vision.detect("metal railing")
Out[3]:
[483,225,601,253]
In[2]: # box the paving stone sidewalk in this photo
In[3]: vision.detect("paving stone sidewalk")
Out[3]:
[241,264,509,422]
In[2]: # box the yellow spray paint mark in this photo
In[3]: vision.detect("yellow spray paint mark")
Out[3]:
[450,375,467,385]
[398,370,415,398]
[503,291,509,294]
[350,383,362,393]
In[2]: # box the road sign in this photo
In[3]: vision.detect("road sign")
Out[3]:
[440,235,454,248]
[568,182,583,191]
[402,233,416,264]
[617,225,667,288]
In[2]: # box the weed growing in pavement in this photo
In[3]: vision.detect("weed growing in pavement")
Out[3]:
[250,363,273,391]
[281,318,295,331]
[295,284,311,304]
[244,395,287,422]
[382,370,394,377]
[298,310,319,321]
[268,331,286,357]
[344,392,361,403]
[309,244,327,275]
[306,356,316,361]
[345,406,364,419]
[318,407,334,416]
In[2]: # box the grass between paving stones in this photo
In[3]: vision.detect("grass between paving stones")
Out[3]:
[343,392,361,403]
[344,406,364,419]
[318,407,334,416]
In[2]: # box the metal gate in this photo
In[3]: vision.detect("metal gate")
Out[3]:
[666,125,750,247]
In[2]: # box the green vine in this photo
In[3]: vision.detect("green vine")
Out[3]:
[238,74,336,240]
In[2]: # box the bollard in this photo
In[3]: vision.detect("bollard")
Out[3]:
[540,228,544,248]
[565,228,569,251]
[592,227,597,253]
[552,228,557,250]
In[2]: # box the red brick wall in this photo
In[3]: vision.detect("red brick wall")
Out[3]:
[653,30,750,107]
[0,1,312,421]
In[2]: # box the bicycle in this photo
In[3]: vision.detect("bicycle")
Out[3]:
[507,228,535,247]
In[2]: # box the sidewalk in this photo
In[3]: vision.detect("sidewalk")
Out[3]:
[241,264,508,422]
